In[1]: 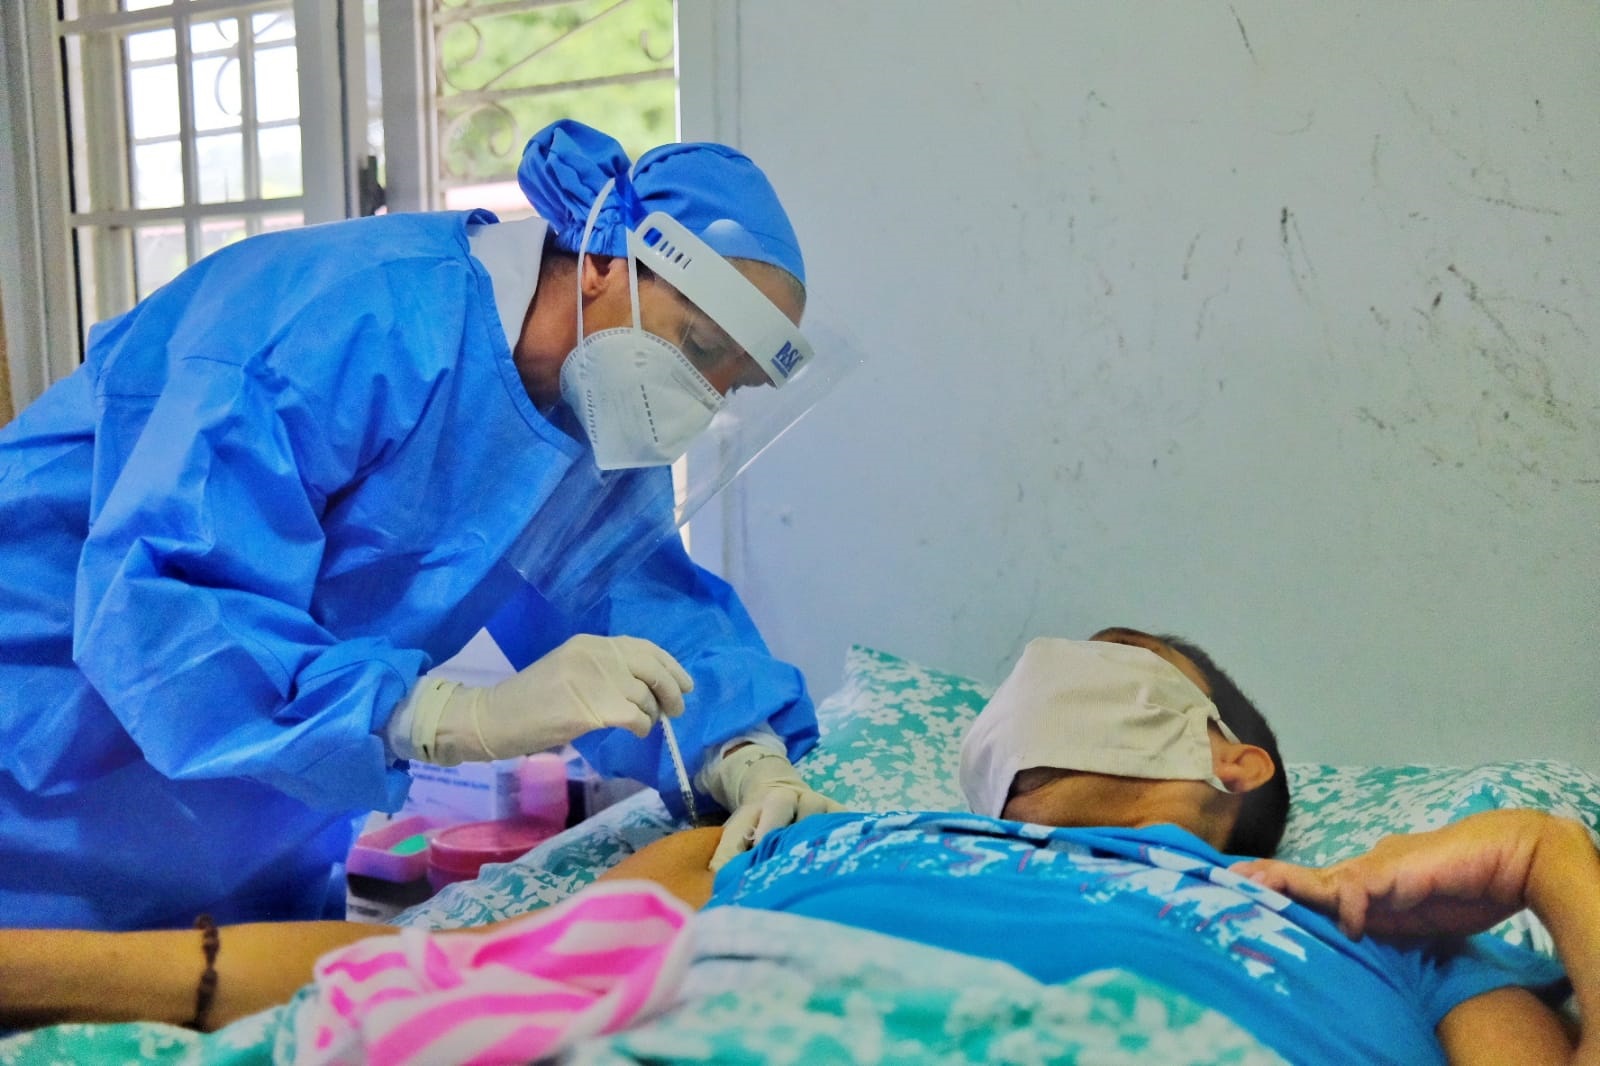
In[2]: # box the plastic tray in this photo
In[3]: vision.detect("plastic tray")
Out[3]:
[348,815,440,883]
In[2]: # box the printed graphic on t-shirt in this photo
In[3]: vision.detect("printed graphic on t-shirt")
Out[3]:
[728,812,1313,993]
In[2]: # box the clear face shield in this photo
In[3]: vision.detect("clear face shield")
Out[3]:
[503,182,865,617]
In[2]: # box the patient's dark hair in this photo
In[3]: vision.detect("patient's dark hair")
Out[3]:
[1150,632,1290,858]
[1087,628,1289,856]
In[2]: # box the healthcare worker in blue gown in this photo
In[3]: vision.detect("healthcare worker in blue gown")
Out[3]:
[0,120,847,931]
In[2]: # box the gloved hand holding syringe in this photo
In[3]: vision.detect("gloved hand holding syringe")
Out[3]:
[390,631,705,823]
[388,631,841,869]
[389,633,694,765]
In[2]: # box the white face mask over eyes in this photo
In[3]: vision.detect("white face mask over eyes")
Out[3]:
[958,638,1241,818]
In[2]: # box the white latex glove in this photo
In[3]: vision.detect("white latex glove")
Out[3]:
[706,744,844,871]
[403,634,693,766]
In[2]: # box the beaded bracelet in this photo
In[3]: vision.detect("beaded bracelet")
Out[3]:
[184,913,220,1031]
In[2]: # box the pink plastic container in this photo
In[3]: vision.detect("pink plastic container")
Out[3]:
[426,819,560,891]
[517,752,570,825]
[347,816,440,884]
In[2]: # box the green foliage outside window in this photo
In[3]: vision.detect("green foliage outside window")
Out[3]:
[436,0,676,187]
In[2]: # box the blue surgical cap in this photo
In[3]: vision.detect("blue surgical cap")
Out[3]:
[517,119,805,286]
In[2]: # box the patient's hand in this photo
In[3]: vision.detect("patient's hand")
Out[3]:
[1238,811,1600,1064]
[1230,809,1557,940]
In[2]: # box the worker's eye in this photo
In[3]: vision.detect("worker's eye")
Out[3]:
[685,328,738,372]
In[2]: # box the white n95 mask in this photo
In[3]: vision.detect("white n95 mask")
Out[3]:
[559,327,722,470]
[958,638,1240,818]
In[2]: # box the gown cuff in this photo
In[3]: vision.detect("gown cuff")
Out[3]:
[692,722,787,798]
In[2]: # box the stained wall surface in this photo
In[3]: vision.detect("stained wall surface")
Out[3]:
[685,2,1600,771]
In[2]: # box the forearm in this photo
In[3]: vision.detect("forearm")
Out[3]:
[0,921,382,1032]
[1527,816,1600,1031]
[0,928,197,1029]
[0,829,726,1034]
[595,825,722,908]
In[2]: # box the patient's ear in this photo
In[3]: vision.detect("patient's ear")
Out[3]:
[1212,738,1275,795]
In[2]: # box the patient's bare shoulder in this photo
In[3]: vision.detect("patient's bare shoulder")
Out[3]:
[594,826,723,910]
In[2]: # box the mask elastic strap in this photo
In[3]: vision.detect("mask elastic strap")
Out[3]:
[624,164,643,331]
[1207,710,1242,793]
[626,247,642,331]
[574,177,617,345]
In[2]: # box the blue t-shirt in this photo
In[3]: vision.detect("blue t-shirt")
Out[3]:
[708,812,1567,1065]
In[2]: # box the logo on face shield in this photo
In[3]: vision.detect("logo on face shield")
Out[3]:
[771,341,803,379]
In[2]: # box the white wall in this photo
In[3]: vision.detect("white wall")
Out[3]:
[686,2,1600,772]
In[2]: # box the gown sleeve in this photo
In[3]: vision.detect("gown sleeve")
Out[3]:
[71,278,450,813]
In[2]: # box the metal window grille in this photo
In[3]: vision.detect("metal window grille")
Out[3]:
[425,0,676,215]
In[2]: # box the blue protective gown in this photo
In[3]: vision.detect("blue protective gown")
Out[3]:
[0,211,816,930]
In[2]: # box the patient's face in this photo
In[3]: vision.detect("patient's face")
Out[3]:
[998,628,1239,848]
[1001,769,1227,837]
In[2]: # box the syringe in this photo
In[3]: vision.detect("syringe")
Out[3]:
[659,715,701,825]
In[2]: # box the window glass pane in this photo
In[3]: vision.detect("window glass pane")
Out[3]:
[193,54,242,132]
[435,0,675,183]
[123,0,173,10]
[199,218,248,259]
[132,141,184,209]
[260,212,305,234]
[73,225,137,326]
[61,36,95,213]
[254,45,300,123]
[196,132,245,203]
[252,10,296,45]
[126,28,176,64]
[439,81,673,191]
[443,182,528,215]
[258,125,303,198]
[72,227,103,328]
[127,62,180,140]
[134,223,188,300]
[190,18,240,57]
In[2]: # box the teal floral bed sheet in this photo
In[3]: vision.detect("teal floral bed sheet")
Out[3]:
[557,906,1286,1064]
[5,644,1597,1064]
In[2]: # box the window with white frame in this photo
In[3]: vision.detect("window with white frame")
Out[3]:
[3,0,678,412]
[60,1,315,317]
[6,0,352,396]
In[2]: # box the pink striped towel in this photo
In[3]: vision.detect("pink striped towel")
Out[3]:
[294,880,694,1066]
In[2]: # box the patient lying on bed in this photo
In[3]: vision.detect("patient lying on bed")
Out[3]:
[3,628,1593,1065]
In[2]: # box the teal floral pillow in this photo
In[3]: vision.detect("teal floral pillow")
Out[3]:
[798,644,991,812]
[1280,761,1600,866]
